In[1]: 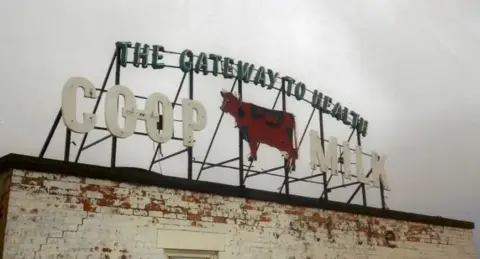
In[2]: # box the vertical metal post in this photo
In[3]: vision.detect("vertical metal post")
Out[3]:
[281,80,289,195]
[187,65,194,180]
[149,72,187,172]
[380,180,386,209]
[111,47,121,168]
[238,80,245,187]
[75,50,117,163]
[379,153,386,209]
[196,79,238,181]
[356,130,367,206]
[39,110,63,158]
[319,110,328,200]
[64,129,71,162]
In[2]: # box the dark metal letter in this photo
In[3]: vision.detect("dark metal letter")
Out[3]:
[133,43,149,68]
[152,45,165,69]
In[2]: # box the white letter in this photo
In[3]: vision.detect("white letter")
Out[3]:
[182,99,207,147]
[355,145,369,184]
[309,130,339,175]
[105,85,137,138]
[61,77,97,133]
[310,130,322,170]
[141,93,173,143]
[370,152,391,191]
[342,141,352,179]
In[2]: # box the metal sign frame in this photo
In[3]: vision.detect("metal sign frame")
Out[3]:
[39,43,387,209]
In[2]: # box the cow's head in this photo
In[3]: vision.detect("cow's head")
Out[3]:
[220,90,241,116]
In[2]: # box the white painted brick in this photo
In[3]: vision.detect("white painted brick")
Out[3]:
[84,178,116,186]
[84,190,103,199]
[3,170,476,259]
[12,169,25,176]
[58,175,84,183]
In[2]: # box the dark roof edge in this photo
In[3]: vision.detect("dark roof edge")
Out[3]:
[0,153,474,229]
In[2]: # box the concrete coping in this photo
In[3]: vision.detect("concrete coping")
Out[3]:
[0,153,474,229]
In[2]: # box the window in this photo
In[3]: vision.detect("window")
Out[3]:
[164,249,218,259]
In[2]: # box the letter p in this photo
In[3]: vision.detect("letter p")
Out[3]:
[182,99,207,147]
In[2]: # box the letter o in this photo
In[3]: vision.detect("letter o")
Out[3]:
[143,93,174,143]
[105,85,137,138]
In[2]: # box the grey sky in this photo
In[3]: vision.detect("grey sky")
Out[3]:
[1,0,479,253]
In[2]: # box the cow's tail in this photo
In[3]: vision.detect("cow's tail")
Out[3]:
[293,115,298,159]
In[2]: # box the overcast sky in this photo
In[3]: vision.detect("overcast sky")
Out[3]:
[1,0,479,252]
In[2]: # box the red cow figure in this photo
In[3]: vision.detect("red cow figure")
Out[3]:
[220,90,298,171]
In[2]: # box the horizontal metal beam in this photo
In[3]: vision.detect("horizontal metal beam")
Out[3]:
[82,134,112,151]
[245,165,284,179]
[192,160,263,174]
[202,157,240,171]
[95,88,182,107]
[152,148,188,164]
[327,181,361,191]
[93,127,183,141]
[247,170,324,185]
[287,172,324,184]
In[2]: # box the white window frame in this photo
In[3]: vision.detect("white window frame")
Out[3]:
[164,249,218,259]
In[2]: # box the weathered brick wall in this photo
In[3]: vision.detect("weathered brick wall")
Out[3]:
[2,169,476,259]
[0,171,12,259]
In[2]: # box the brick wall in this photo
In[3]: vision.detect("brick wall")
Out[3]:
[0,171,12,259]
[2,169,476,259]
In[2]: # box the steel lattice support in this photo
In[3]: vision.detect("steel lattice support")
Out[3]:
[38,42,387,210]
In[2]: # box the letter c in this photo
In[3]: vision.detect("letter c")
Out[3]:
[61,77,97,133]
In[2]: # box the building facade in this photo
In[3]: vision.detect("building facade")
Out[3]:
[0,154,475,259]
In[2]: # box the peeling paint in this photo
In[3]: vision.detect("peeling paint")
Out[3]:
[3,170,475,259]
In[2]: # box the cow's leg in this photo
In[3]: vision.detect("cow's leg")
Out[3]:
[247,141,258,162]
[284,156,293,172]
[287,149,296,172]
[290,156,296,171]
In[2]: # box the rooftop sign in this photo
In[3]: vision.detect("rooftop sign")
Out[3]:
[40,41,391,211]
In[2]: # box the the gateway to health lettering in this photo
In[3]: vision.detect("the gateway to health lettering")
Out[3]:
[116,42,369,138]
